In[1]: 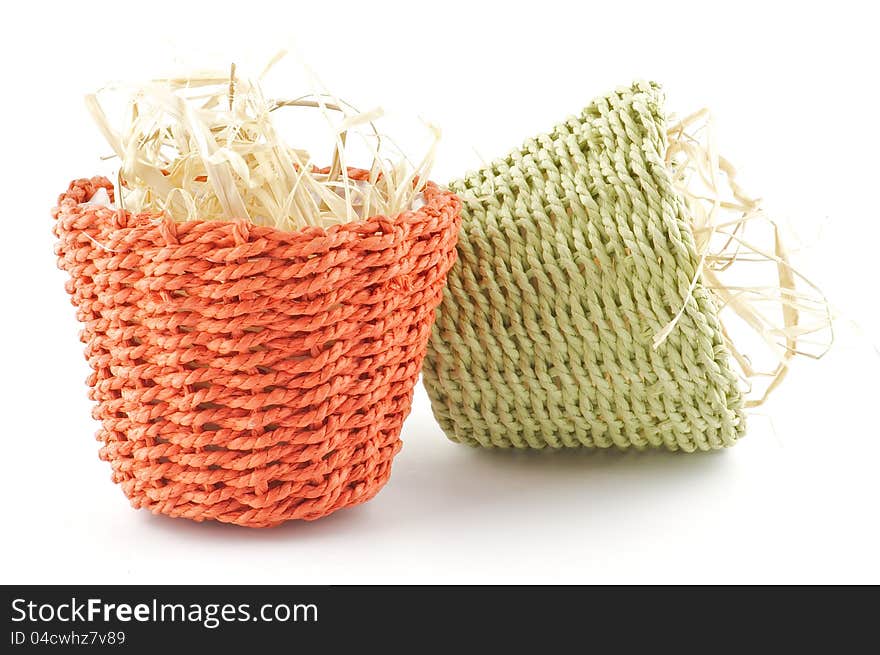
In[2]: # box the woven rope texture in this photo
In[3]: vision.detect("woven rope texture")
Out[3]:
[423,81,745,452]
[53,173,461,527]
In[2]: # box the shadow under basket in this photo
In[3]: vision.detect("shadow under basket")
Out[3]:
[53,173,461,527]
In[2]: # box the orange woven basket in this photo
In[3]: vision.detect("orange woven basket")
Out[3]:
[53,172,461,527]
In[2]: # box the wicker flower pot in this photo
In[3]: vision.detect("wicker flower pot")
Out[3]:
[53,172,461,527]
[422,82,745,452]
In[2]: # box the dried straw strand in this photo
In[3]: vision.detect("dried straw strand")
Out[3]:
[661,109,834,406]
[84,59,438,232]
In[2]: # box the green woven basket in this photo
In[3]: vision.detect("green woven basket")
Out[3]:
[422,81,746,452]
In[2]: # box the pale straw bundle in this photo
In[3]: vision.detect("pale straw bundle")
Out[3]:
[661,109,834,406]
[85,56,438,231]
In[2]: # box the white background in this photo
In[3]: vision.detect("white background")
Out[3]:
[1,0,878,584]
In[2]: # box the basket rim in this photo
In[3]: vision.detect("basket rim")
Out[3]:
[53,168,460,245]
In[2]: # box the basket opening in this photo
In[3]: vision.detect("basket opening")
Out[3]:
[84,62,439,232]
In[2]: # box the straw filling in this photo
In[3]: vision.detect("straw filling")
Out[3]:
[660,109,833,406]
[85,57,439,231]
